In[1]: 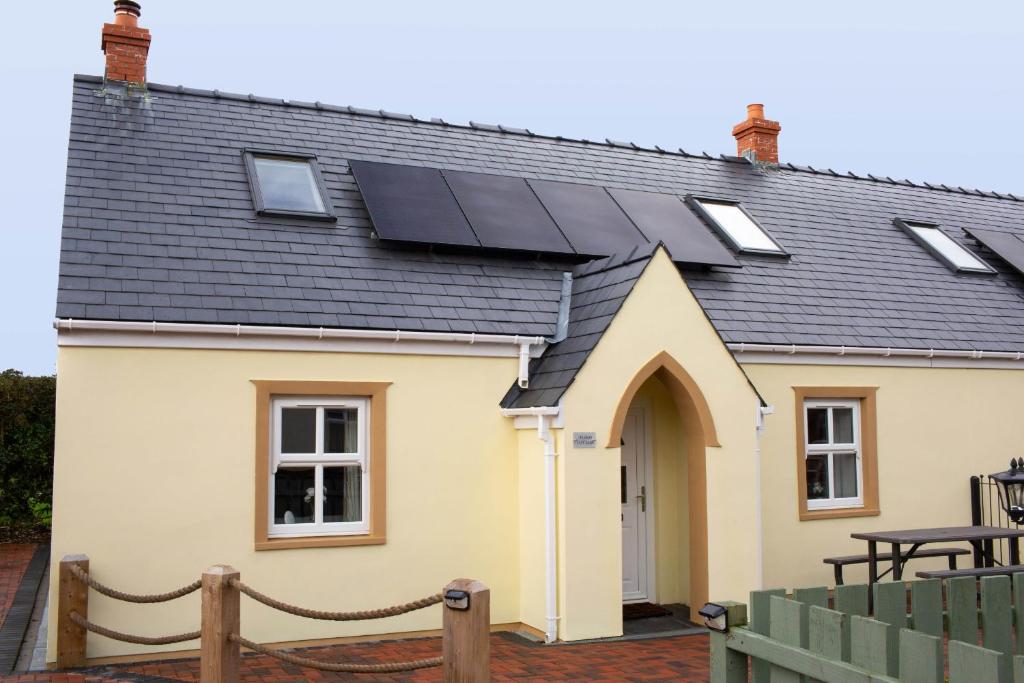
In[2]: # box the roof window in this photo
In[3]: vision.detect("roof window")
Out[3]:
[895,219,993,274]
[243,151,335,220]
[687,197,787,255]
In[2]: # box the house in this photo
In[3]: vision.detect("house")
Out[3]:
[50,1,1024,663]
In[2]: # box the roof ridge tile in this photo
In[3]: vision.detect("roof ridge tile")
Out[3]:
[74,74,1022,202]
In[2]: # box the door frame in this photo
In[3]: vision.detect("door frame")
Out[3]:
[622,401,657,604]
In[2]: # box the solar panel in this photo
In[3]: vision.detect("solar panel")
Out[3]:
[607,189,739,267]
[442,170,575,254]
[349,160,480,247]
[965,228,1024,277]
[527,180,648,256]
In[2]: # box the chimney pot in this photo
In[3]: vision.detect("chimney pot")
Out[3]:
[113,0,141,26]
[732,103,781,165]
[102,0,151,84]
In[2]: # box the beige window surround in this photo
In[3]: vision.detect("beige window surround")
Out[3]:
[793,386,879,522]
[252,380,390,550]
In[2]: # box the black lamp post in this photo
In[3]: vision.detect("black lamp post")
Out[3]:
[992,458,1024,524]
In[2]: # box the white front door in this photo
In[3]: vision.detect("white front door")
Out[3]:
[621,409,650,603]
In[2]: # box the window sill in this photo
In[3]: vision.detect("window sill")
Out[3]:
[799,506,880,522]
[256,533,386,551]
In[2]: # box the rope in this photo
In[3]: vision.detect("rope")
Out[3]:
[69,611,200,646]
[229,634,443,673]
[69,564,202,604]
[229,579,442,621]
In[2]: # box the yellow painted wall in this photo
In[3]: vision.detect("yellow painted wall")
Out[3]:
[516,429,547,633]
[555,249,761,640]
[747,362,1024,589]
[633,377,691,606]
[49,347,524,660]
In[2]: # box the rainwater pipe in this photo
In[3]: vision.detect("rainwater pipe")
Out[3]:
[500,405,560,642]
[754,403,773,590]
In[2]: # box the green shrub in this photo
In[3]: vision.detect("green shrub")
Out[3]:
[0,369,56,531]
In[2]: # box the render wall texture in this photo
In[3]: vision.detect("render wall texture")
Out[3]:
[48,347,523,660]
[747,362,1024,590]
[555,249,761,640]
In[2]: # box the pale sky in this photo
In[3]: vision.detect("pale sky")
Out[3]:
[1,0,1022,375]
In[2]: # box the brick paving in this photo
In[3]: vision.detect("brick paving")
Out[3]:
[0,543,711,681]
[0,546,37,630]
[0,631,711,682]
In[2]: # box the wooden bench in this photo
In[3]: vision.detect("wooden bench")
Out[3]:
[915,564,1024,579]
[824,547,970,585]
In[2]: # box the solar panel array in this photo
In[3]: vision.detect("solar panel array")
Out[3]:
[966,228,1024,277]
[349,160,739,268]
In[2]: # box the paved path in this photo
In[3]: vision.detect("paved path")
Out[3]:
[0,546,37,629]
[0,631,710,681]
[0,543,712,681]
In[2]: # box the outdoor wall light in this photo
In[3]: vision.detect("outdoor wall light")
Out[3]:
[443,589,470,611]
[698,602,729,632]
[992,458,1024,524]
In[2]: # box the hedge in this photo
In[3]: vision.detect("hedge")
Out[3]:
[0,369,56,530]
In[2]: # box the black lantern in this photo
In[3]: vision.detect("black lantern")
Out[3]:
[992,458,1024,524]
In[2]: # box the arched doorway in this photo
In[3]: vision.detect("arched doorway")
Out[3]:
[608,351,717,615]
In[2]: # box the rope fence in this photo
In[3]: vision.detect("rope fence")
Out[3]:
[68,563,202,604]
[228,634,443,673]
[229,578,442,621]
[57,554,491,682]
[69,611,200,646]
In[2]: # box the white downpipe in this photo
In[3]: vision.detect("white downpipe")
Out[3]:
[728,342,1024,362]
[754,403,773,591]
[500,406,560,643]
[54,319,545,387]
[538,414,558,643]
[518,343,532,389]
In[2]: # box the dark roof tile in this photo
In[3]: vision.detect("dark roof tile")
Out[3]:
[56,75,1024,354]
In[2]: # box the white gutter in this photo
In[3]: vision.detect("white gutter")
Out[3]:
[500,406,560,643]
[54,319,544,388]
[729,342,1024,361]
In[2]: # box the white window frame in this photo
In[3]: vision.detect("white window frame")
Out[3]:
[895,219,994,274]
[804,398,863,511]
[269,397,370,537]
[688,196,788,255]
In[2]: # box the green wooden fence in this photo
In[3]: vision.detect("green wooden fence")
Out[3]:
[711,574,1024,682]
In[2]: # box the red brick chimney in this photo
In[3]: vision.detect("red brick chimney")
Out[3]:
[101,0,151,84]
[732,104,781,165]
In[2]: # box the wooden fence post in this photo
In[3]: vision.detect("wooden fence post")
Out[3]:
[56,554,89,669]
[200,565,240,683]
[442,578,489,683]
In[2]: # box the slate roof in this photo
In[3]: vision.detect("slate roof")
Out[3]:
[58,75,1024,353]
[501,243,658,409]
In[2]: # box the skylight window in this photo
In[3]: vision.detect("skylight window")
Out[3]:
[895,219,994,274]
[688,197,787,255]
[243,151,335,219]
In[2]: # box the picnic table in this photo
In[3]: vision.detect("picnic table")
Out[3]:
[850,525,1024,586]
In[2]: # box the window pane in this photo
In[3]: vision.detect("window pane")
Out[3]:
[274,467,315,524]
[700,201,781,252]
[834,453,859,498]
[254,157,326,213]
[324,408,358,453]
[324,466,362,523]
[908,224,989,271]
[807,408,829,444]
[806,453,829,499]
[833,408,854,443]
[280,408,316,453]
